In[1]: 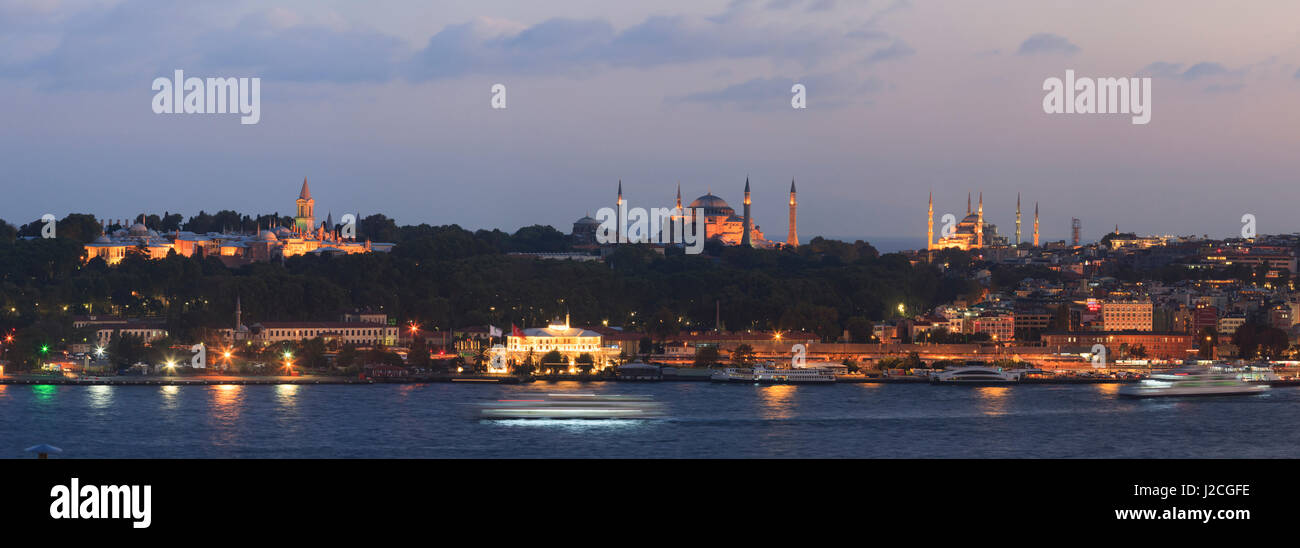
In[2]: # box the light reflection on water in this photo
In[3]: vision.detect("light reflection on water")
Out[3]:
[31,384,56,403]
[276,384,298,406]
[207,385,244,447]
[85,385,113,410]
[975,386,1011,416]
[757,384,797,420]
[160,385,180,411]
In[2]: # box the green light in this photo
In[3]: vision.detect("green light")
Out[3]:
[40,345,49,354]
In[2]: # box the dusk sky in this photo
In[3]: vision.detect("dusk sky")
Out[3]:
[3,0,1299,248]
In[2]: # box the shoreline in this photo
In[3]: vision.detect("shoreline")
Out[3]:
[0,374,1155,386]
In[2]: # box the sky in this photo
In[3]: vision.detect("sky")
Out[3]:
[2,0,1299,248]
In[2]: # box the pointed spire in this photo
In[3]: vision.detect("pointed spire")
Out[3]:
[967,192,971,214]
[790,178,796,193]
[676,182,682,209]
[299,177,311,200]
[741,176,752,247]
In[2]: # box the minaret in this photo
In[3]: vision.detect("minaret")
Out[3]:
[967,192,972,215]
[741,177,752,247]
[1015,193,1022,246]
[675,183,682,210]
[927,191,934,250]
[976,192,984,248]
[616,179,624,243]
[786,179,798,247]
[1033,202,1040,246]
[235,294,242,332]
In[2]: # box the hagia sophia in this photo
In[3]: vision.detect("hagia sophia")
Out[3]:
[572,178,800,249]
[84,179,392,266]
[926,192,1038,251]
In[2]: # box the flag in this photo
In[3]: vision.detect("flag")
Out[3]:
[511,324,524,337]
[489,325,502,338]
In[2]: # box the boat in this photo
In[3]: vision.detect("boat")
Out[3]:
[931,362,1021,384]
[1118,368,1270,398]
[477,393,665,419]
[711,363,836,384]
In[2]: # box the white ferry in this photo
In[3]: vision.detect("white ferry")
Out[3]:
[477,394,665,419]
[930,363,1022,384]
[711,364,836,384]
[1118,368,1270,398]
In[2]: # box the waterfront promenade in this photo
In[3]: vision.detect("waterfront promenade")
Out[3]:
[0,373,1141,386]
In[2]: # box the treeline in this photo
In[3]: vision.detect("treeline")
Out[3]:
[0,213,983,368]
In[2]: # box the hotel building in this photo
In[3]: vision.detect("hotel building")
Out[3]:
[505,316,622,366]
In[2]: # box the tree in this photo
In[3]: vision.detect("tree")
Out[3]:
[576,352,595,374]
[408,337,431,369]
[336,344,359,370]
[731,343,756,366]
[901,351,923,370]
[541,350,565,373]
[650,307,679,343]
[1197,327,1217,359]
[694,346,720,368]
[845,316,872,343]
[1233,322,1288,359]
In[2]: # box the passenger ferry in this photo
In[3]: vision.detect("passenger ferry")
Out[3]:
[477,393,665,419]
[930,362,1022,384]
[711,363,836,384]
[1118,368,1270,398]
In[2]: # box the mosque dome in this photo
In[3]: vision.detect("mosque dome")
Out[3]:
[259,230,278,241]
[689,194,735,217]
[93,235,112,244]
[127,223,149,236]
[574,215,600,226]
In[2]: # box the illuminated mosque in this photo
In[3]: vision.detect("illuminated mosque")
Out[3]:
[84,178,392,265]
[926,192,1036,251]
[574,178,800,249]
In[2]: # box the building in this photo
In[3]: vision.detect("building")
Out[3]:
[1217,316,1247,338]
[926,192,1014,251]
[84,178,393,266]
[505,316,621,366]
[252,320,399,346]
[972,314,1015,342]
[580,179,788,248]
[1101,300,1154,331]
[1042,331,1194,360]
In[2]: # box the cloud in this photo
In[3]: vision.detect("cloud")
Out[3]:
[1181,62,1228,80]
[1136,61,1184,78]
[765,0,801,9]
[672,72,884,110]
[806,0,836,12]
[1138,61,1240,81]
[1,1,899,91]
[196,11,409,83]
[1017,33,1079,56]
[865,40,915,64]
[408,14,864,80]
[1203,83,1244,93]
